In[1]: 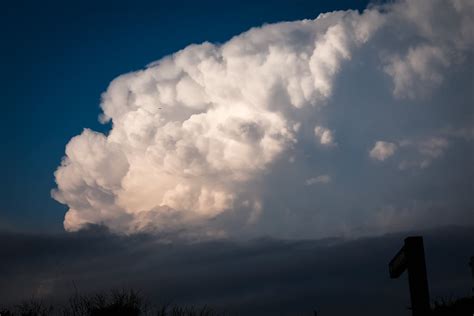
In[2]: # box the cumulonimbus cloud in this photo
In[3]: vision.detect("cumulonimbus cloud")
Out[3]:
[52,0,474,237]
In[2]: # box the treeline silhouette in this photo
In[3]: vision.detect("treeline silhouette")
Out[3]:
[1,288,473,316]
[0,289,223,316]
[431,296,474,316]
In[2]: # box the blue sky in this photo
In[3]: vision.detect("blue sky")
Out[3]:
[2,0,371,231]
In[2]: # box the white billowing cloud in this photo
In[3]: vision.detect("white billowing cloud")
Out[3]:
[382,0,474,99]
[314,126,336,146]
[52,0,474,237]
[53,8,382,235]
[384,45,449,99]
[306,175,331,186]
[369,141,397,161]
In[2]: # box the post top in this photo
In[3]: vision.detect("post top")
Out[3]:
[404,236,423,242]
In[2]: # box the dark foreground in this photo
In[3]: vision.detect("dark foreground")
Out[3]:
[1,226,473,316]
[1,289,473,316]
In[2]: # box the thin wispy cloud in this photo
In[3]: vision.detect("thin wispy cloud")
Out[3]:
[306,175,331,186]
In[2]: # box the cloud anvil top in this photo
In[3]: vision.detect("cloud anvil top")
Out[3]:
[52,0,474,238]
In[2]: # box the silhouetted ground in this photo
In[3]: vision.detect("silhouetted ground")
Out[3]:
[1,289,473,315]
[431,296,474,316]
[0,289,223,316]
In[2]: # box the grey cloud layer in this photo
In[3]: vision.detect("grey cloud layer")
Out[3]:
[0,226,472,316]
[52,0,474,237]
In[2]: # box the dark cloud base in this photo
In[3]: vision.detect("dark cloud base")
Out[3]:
[0,225,472,316]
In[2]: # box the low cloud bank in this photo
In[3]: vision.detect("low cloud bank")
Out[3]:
[1,226,473,315]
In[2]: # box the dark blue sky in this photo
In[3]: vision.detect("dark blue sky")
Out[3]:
[2,0,371,232]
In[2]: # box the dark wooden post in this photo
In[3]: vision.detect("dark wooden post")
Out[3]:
[404,237,430,316]
[389,236,430,316]
[469,256,474,296]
